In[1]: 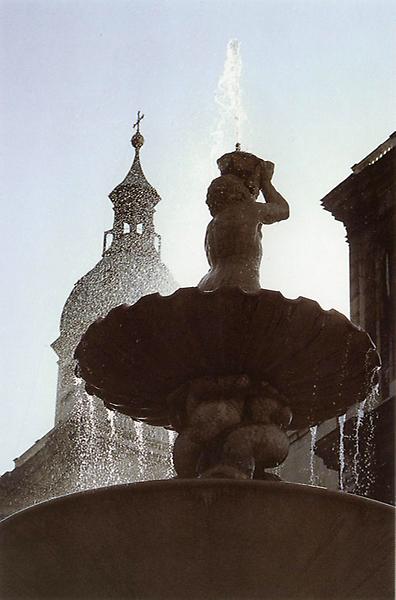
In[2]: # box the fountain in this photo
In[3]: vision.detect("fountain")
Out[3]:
[0,147,394,599]
[75,148,380,482]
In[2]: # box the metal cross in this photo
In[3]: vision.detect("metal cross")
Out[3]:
[133,111,145,133]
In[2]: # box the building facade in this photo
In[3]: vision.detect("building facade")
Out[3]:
[316,133,395,504]
[282,133,395,504]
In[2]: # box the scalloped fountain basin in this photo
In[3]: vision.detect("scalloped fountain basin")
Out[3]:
[75,287,379,430]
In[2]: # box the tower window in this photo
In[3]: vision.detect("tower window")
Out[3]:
[103,231,113,255]
[137,223,144,235]
[106,233,113,249]
[123,223,131,234]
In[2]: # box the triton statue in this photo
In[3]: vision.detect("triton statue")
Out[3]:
[198,148,289,292]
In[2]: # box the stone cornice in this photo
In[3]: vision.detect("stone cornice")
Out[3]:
[321,147,395,237]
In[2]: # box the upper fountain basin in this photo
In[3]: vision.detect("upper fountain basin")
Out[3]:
[75,287,380,430]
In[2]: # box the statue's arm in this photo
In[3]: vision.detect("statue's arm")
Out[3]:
[256,179,289,224]
[204,221,214,267]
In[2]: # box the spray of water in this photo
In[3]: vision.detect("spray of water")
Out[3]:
[106,409,119,485]
[271,464,282,479]
[72,376,127,490]
[211,39,247,164]
[338,414,346,490]
[352,399,366,489]
[73,377,95,490]
[134,422,146,480]
[309,425,318,485]
[166,430,178,478]
[359,382,380,496]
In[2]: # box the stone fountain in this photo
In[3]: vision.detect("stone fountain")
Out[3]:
[75,148,379,482]
[0,148,394,599]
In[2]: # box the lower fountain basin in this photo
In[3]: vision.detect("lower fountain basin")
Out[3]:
[0,480,394,599]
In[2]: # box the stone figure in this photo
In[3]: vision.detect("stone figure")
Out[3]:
[169,374,292,480]
[198,150,289,292]
[192,150,291,476]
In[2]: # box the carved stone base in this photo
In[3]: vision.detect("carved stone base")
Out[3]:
[167,375,292,479]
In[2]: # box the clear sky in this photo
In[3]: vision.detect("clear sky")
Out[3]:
[0,0,395,474]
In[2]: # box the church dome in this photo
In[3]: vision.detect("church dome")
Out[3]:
[54,250,176,360]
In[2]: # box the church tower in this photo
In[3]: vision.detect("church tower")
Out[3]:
[52,113,177,422]
[0,114,177,518]
[103,111,161,258]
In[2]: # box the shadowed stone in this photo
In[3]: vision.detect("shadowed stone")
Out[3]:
[0,480,394,599]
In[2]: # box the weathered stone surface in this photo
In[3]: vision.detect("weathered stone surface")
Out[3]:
[0,480,394,599]
[198,150,289,293]
[169,375,290,479]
